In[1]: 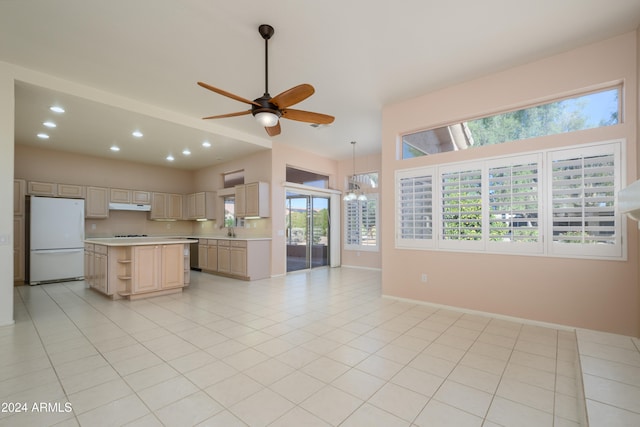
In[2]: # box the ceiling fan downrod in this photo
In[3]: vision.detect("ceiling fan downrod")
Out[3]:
[258,24,274,97]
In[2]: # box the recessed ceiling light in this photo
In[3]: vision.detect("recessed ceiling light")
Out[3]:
[182,149,191,156]
[49,106,65,113]
[37,133,49,139]
[110,145,120,152]
[132,130,143,138]
[202,141,211,148]
[43,121,56,128]
[166,154,174,161]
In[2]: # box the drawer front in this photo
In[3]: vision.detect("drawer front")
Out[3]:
[94,244,108,255]
[84,243,94,251]
[230,240,247,248]
[218,240,230,247]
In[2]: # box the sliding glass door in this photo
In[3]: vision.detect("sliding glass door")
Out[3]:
[286,192,330,272]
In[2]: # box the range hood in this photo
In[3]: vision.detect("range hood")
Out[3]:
[618,179,640,221]
[108,202,151,212]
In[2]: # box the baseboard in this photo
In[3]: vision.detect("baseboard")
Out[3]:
[382,294,576,332]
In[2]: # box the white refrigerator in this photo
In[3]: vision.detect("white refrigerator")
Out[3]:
[27,196,85,285]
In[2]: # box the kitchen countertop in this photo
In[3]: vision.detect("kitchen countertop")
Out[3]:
[85,236,272,246]
[85,237,198,246]
[194,236,272,241]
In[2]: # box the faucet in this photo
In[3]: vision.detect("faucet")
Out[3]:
[227,227,235,238]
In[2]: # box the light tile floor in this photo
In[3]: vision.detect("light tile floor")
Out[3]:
[0,267,637,426]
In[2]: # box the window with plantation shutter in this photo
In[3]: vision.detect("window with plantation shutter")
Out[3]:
[487,154,543,253]
[440,166,483,249]
[549,144,621,258]
[396,169,434,248]
[344,195,378,250]
[394,139,624,260]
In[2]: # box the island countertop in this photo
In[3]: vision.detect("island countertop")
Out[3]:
[85,237,198,246]
[193,236,272,241]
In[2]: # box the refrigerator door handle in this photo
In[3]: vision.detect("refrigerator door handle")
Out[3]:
[33,248,84,254]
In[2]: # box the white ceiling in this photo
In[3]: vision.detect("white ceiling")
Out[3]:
[2,0,640,170]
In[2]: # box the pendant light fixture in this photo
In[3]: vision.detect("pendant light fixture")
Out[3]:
[344,141,367,202]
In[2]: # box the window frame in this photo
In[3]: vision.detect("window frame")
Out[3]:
[400,85,621,160]
[394,139,625,260]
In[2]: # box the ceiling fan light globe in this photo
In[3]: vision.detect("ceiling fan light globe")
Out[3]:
[357,194,368,201]
[344,192,357,201]
[255,112,279,127]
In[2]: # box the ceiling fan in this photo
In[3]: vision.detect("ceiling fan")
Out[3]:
[197,24,334,137]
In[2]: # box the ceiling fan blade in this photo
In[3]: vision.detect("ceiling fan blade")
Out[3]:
[270,84,315,108]
[265,122,281,136]
[197,82,261,107]
[202,110,251,120]
[281,108,335,125]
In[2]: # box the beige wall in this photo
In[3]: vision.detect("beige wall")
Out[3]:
[338,152,382,269]
[382,32,639,336]
[0,67,14,326]
[15,145,195,237]
[16,145,194,192]
[636,29,640,338]
[192,148,272,191]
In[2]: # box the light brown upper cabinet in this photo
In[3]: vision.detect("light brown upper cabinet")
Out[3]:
[235,182,269,218]
[86,187,109,219]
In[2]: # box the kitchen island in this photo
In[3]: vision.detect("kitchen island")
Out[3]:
[84,237,196,300]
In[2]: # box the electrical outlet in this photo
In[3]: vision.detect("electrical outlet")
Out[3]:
[420,273,428,283]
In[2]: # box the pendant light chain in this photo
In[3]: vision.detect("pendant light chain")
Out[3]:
[344,141,366,202]
[352,141,356,182]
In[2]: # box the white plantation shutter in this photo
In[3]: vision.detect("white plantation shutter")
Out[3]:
[394,140,624,259]
[487,154,543,253]
[440,166,483,249]
[345,200,360,246]
[549,143,622,258]
[344,195,378,250]
[396,169,434,248]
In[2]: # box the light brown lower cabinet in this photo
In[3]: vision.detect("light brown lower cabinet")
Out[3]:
[129,244,184,294]
[217,241,230,274]
[14,216,24,283]
[198,238,269,281]
[229,242,247,277]
[198,239,218,271]
[84,243,108,294]
[131,245,159,294]
[206,243,218,271]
